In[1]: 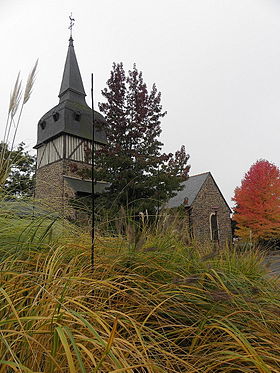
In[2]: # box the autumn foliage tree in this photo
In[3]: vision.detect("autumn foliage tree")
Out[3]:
[232,160,280,242]
[95,63,190,217]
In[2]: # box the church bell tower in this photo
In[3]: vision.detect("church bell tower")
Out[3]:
[34,35,107,217]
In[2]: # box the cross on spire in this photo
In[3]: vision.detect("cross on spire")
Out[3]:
[68,12,75,38]
[59,18,86,104]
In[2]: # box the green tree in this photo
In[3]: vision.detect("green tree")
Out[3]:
[0,142,36,197]
[95,63,190,217]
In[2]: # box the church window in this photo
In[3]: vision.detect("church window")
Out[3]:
[39,120,46,129]
[52,111,60,121]
[210,213,219,241]
[73,111,81,121]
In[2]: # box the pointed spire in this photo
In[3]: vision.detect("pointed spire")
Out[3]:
[58,37,86,104]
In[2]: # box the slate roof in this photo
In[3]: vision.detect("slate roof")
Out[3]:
[35,37,107,148]
[35,101,107,147]
[167,172,231,212]
[64,176,110,195]
[166,172,210,208]
[59,37,86,103]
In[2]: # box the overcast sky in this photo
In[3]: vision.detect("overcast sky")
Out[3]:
[1,0,279,207]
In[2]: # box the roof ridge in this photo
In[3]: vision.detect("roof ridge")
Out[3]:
[188,171,210,178]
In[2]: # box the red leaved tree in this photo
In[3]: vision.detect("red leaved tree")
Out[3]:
[95,63,190,217]
[232,160,280,241]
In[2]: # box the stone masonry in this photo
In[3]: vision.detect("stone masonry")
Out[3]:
[167,172,232,246]
[35,159,92,218]
[190,174,232,245]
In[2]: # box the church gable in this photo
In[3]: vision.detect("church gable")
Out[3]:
[166,172,232,245]
[191,173,232,244]
[192,173,231,213]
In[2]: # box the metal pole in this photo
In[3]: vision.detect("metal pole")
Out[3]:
[157,163,160,222]
[91,73,95,270]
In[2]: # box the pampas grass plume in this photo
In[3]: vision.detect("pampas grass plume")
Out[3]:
[9,72,22,118]
[23,59,38,104]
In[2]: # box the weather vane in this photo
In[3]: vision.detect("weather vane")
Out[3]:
[68,12,75,38]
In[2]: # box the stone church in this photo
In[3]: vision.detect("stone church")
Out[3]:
[34,35,232,243]
[167,172,232,245]
[34,36,108,217]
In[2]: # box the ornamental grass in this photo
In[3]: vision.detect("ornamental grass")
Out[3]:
[0,201,280,372]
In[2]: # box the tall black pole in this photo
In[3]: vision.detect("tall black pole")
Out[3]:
[157,163,160,223]
[91,73,95,271]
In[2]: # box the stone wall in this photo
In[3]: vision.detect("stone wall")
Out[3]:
[35,159,92,218]
[35,161,65,210]
[191,175,232,245]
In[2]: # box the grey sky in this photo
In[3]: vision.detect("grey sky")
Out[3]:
[1,0,279,207]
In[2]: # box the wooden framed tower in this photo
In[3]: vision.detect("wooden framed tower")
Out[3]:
[34,36,108,218]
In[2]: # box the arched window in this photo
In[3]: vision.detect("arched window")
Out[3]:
[210,213,219,241]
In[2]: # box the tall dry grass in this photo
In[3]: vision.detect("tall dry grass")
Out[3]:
[0,60,38,188]
[0,203,280,372]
